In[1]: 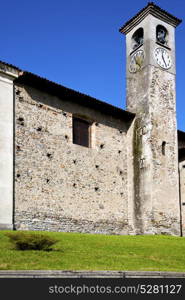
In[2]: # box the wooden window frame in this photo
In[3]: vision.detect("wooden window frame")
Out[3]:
[72,116,92,148]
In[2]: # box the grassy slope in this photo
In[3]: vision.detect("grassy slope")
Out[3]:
[0,230,185,271]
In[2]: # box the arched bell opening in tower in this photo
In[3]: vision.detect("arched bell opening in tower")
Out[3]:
[132,28,144,51]
[156,25,168,46]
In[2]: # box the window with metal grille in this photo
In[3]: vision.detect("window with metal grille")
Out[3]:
[73,117,91,147]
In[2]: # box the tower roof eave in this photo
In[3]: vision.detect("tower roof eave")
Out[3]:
[119,2,182,35]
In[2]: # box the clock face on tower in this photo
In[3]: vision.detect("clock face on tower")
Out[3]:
[154,47,172,69]
[129,49,145,73]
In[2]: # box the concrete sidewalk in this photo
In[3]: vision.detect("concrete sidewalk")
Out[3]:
[0,270,185,278]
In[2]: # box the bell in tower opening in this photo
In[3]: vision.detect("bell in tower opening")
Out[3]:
[156,25,168,45]
[132,28,144,50]
[132,27,144,50]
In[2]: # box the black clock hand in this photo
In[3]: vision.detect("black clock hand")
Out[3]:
[162,51,167,68]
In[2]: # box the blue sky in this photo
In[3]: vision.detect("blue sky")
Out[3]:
[0,0,185,130]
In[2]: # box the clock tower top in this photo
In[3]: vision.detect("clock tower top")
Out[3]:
[120,2,182,85]
[119,2,181,34]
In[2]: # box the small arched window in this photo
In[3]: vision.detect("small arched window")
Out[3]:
[156,25,168,46]
[132,28,144,50]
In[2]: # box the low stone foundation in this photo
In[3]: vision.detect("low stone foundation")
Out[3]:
[14,211,130,235]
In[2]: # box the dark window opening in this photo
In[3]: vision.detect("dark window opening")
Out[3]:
[162,141,166,155]
[156,25,168,45]
[73,117,91,147]
[132,28,144,50]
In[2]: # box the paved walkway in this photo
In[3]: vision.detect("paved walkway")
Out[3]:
[0,270,185,278]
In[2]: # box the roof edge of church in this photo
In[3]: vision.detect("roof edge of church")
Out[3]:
[15,71,135,121]
[0,60,21,71]
[0,60,134,121]
[119,2,182,34]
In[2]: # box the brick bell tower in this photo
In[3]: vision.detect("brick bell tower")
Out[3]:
[120,3,182,234]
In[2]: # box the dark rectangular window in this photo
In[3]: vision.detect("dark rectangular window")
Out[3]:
[73,117,91,147]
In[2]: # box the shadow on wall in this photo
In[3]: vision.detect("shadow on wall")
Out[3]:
[15,80,133,133]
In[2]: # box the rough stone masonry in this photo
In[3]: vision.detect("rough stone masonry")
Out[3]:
[14,83,132,234]
[0,3,185,236]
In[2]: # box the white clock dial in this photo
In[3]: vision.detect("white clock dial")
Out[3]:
[154,47,172,69]
[129,50,145,73]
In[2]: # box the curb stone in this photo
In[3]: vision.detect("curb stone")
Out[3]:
[0,270,185,278]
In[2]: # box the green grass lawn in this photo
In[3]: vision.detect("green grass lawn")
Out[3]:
[0,230,185,271]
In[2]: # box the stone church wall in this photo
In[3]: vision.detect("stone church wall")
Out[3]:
[14,83,132,234]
